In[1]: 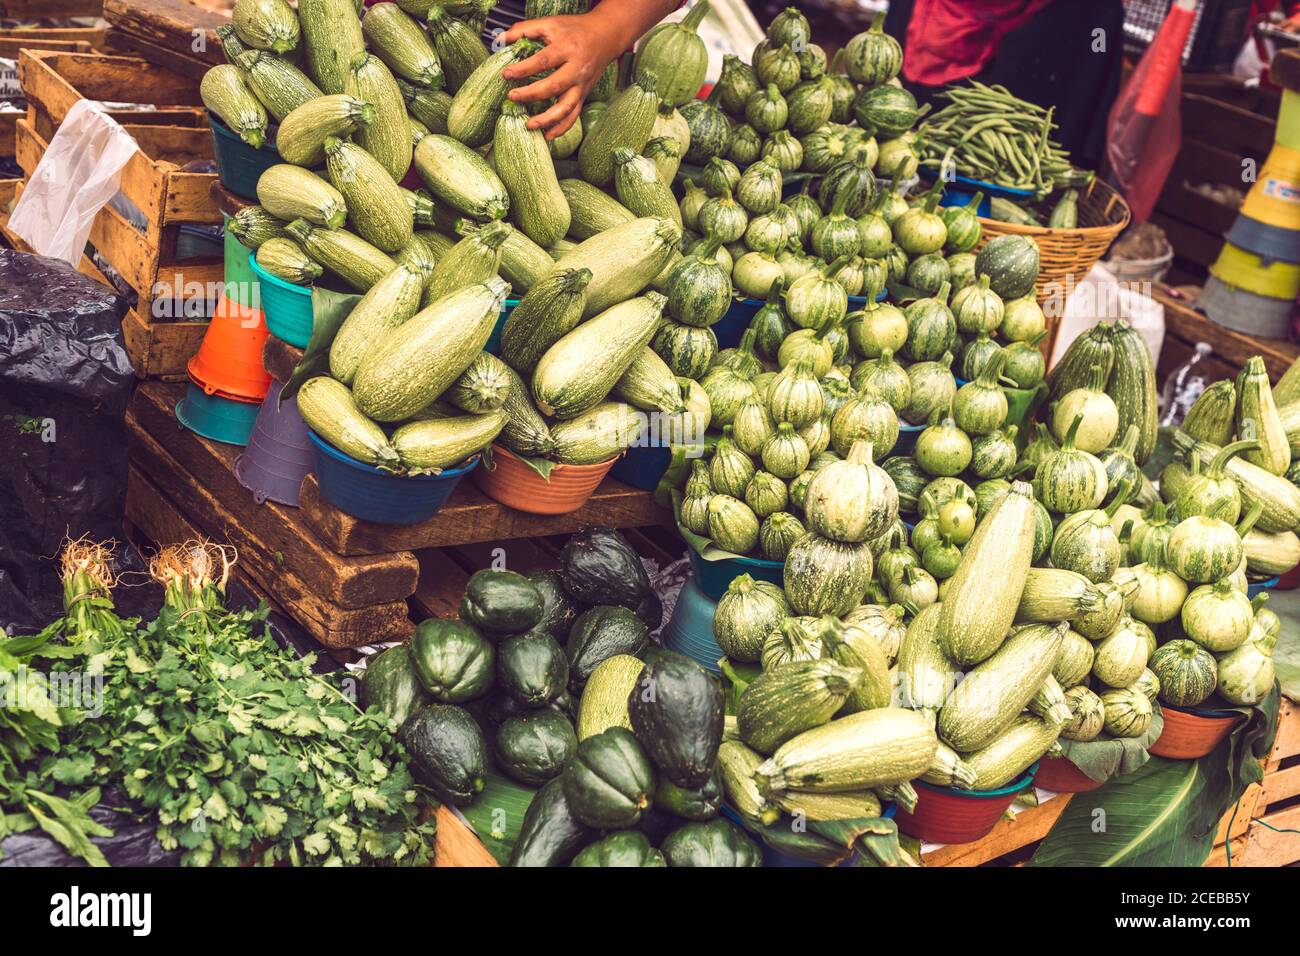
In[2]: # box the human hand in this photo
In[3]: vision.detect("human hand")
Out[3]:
[500,12,629,139]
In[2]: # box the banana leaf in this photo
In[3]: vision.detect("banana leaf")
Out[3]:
[738,811,910,867]
[1053,702,1165,784]
[717,657,760,715]
[280,287,360,402]
[1029,684,1279,866]
[456,767,538,866]
[671,489,752,562]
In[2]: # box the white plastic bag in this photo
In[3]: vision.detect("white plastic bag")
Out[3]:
[1049,263,1165,372]
[8,99,139,267]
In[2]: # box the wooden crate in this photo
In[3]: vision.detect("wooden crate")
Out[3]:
[103,0,231,82]
[0,0,103,16]
[14,49,221,380]
[1153,283,1299,386]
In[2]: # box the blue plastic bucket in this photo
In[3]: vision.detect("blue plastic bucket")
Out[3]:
[892,420,926,456]
[485,297,520,355]
[926,170,1035,218]
[250,252,313,348]
[713,298,761,350]
[307,430,479,525]
[175,383,260,446]
[1247,576,1280,598]
[686,546,782,601]
[209,114,281,201]
[609,444,673,491]
[660,577,723,673]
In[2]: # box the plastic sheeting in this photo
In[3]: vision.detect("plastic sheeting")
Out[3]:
[0,249,131,635]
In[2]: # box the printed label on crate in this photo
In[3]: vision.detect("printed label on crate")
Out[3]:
[1261,177,1300,204]
[0,58,20,101]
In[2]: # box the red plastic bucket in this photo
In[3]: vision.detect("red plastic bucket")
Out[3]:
[894,764,1038,844]
[1035,756,1103,793]
[1149,704,1241,760]
[472,444,618,515]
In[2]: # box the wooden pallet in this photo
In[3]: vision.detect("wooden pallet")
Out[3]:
[1234,698,1300,867]
[102,0,231,82]
[1153,282,1299,386]
[13,49,220,380]
[0,28,103,158]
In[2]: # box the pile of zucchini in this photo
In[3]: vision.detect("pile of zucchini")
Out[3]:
[362,528,764,867]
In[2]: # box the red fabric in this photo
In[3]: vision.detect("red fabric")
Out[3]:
[902,0,1054,87]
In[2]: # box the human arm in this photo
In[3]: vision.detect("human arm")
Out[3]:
[500,0,682,139]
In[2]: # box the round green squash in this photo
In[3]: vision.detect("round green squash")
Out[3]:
[496,709,578,786]
[842,13,902,86]
[497,630,570,707]
[783,532,874,616]
[459,568,544,637]
[1149,639,1218,707]
[660,818,761,867]
[561,726,655,828]
[411,618,496,704]
[975,234,1040,300]
[571,830,666,867]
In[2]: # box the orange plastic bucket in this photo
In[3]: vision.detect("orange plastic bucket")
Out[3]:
[188,295,271,402]
[473,444,617,515]
[1035,756,1104,793]
[1149,704,1242,760]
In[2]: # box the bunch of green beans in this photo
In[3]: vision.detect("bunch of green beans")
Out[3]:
[918,81,1084,196]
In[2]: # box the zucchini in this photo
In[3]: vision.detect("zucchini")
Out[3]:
[446,351,511,413]
[391,410,507,470]
[324,135,413,253]
[717,739,780,825]
[422,219,510,304]
[200,64,268,147]
[1182,379,1237,445]
[232,0,300,54]
[938,480,1037,665]
[344,53,413,182]
[920,742,978,789]
[549,402,644,465]
[576,654,643,740]
[298,0,366,94]
[819,616,892,714]
[755,707,939,795]
[1172,430,1300,533]
[1108,321,1159,465]
[1236,356,1292,475]
[1016,568,1099,623]
[413,133,510,220]
[352,277,508,421]
[961,715,1059,791]
[532,292,666,418]
[737,659,864,754]
[284,219,396,291]
[402,187,438,228]
[229,204,287,248]
[613,347,684,413]
[425,7,488,91]
[296,375,399,467]
[398,76,453,132]
[612,148,681,226]
[258,164,347,229]
[254,237,320,285]
[1275,354,1300,406]
[578,71,661,187]
[775,789,884,822]
[448,39,537,147]
[1243,527,1300,576]
[498,362,556,457]
[560,179,635,240]
[494,100,572,247]
[1278,398,1300,456]
[276,94,374,167]
[627,650,725,788]
[216,22,249,63]
[499,266,593,373]
[937,622,1066,752]
[509,777,596,867]
[362,2,444,90]
[235,50,323,122]
[553,217,681,317]
[329,262,427,384]
[896,602,955,719]
[495,226,555,293]
[400,704,487,804]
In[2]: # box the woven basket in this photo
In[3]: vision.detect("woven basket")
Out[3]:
[977,178,1131,306]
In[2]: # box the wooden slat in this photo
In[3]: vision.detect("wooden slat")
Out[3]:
[130,381,421,609]
[0,27,104,47]
[1154,180,1238,239]
[1214,783,1260,845]
[921,795,1072,867]
[211,180,252,219]
[409,549,472,621]
[0,0,102,15]
[433,806,498,868]
[1153,284,1300,383]
[125,461,414,649]
[120,308,208,381]
[299,473,668,556]
[1267,699,1300,767]
[1237,803,1300,866]
[1261,763,1300,812]
[101,0,230,75]
[0,38,91,59]
[1271,47,1300,94]
[1201,834,1247,867]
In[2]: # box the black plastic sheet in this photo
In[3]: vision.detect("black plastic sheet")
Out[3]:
[0,249,131,634]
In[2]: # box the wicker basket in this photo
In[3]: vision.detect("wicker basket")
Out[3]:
[977,178,1132,307]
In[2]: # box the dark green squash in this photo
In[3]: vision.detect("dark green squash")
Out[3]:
[565,605,650,691]
[399,704,487,805]
[496,709,578,785]
[661,818,762,867]
[410,618,495,704]
[653,761,723,821]
[561,726,656,828]
[459,568,545,637]
[362,644,430,726]
[571,830,666,867]
[509,777,596,867]
[560,528,662,628]
[498,630,570,707]
[526,568,584,640]
[627,649,725,788]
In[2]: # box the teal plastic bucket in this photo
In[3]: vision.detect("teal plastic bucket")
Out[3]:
[209,115,281,201]
[175,383,260,446]
[250,252,313,348]
[485,298,519,355]
[660,577,723,673]
[686,547,782,601]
